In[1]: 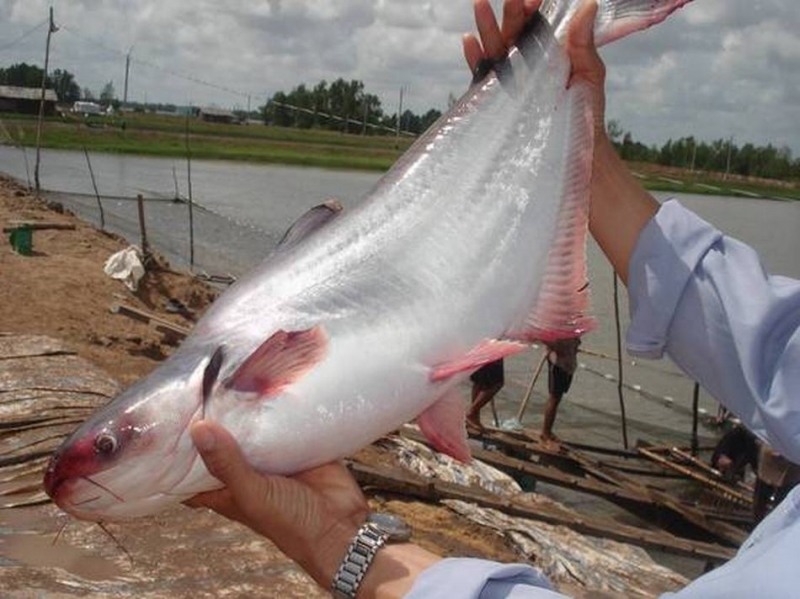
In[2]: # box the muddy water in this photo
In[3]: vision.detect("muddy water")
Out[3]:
[1,147,798,590]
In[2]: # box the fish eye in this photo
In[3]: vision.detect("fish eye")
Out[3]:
[94,431,119,455]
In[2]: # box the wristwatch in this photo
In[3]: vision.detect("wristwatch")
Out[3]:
[331,513,412,599]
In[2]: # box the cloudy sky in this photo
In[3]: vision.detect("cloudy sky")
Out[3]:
[1,0,798,154]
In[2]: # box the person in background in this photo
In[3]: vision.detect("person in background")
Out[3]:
[540,338,580,444]
[186,1,800,597]
[466,359,505,430]
[754,445,800,522]
[710,424,758,483]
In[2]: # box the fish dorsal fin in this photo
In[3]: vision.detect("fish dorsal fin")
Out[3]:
[430,339,526,382]
[416,386,471,463]
[508,80,596,344]
[276,199,343,252]
[225,326,327,397]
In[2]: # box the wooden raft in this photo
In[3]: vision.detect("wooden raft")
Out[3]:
[0,334,119,508]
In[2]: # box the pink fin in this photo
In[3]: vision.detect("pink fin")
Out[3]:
[508,81,596,344]
[417,387,471,463]
[225,326,327,396]
[430,339,526,383]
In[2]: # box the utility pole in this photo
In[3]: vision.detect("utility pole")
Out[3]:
[123,48,132,108]
[34,6,58,194]
[724,136,733,181]
[395,86,404,142]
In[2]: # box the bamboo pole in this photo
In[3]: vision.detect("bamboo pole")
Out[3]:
[34,7,57,194]
[613,270,630,449]
[83,147,105,229]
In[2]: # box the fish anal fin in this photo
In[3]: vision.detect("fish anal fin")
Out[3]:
[509,81,596,344]
[430,339,526,383]
[417,387,471,463]
[225,326,327,397]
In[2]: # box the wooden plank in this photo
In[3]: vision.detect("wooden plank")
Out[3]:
[2,221,76,233]
[111,303,190,339]
[639,446,752,507]
[669,446,755,494]
[470,427,748,547]
[349,461,735,562]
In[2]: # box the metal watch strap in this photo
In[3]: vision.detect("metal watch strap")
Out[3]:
[331,522,388,599]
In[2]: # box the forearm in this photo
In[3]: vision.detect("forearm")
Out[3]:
[588,133,659,284]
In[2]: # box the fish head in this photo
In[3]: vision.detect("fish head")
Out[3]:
[44,352,216,521]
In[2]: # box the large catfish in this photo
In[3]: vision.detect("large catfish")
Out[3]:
[45,0,693,521]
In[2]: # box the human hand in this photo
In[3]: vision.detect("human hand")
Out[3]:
[185,420,369,589]
[463,0,607,136]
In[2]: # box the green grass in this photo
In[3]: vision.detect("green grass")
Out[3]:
[1,113,414,172]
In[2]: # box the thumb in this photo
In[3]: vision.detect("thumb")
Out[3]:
[191,420,255,495]
[567,0,605,87]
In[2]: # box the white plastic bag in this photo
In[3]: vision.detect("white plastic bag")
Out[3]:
[104,246,145,291]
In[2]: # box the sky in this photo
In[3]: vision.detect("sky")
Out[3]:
[1,0,798,154]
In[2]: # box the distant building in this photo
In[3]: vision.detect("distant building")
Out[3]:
[72,101,105,116]
[0,85,58,115]
[197,106,239,124]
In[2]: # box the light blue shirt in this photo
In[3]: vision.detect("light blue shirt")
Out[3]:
[406,200,800,598]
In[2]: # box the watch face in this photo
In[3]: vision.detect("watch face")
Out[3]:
[367,513,412,542]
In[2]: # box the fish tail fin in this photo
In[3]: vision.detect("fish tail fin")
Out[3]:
[593,0,693,46]
[511,79,596,344]
[541,0,692,46]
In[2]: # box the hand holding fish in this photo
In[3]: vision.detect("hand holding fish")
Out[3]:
[186,420,440,598]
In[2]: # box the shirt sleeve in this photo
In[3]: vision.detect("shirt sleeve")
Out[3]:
[626,200,800,463]
[405,558,567,598]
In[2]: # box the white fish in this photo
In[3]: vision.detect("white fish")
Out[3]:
[44,0,693,521]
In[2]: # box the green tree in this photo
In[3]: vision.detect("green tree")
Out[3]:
[99,81,115,106]
[51,69,80,103]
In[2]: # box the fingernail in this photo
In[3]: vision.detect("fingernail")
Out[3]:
[192,424,216,451]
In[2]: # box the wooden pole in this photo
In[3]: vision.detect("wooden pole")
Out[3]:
[136,194,150,260]
[34,7,57,195]
[185,113,195,270]
[613,270,630,449]
[82,147,105,229]
[515,351,548,424]
[691,382,700,456]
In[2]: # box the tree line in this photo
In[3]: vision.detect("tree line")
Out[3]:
[608,120,799,182]
[262,78,442,136]
[0,62,116,106]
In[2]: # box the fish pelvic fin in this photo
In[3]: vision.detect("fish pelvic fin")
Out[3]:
[417,386,471,463]
[430,339,527,383]
[225,326,328,397]
[510,79,596,344]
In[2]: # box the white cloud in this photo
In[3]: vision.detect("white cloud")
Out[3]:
[0,0,797,153]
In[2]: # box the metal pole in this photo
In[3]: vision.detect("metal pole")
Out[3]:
[34,7,57,195]
[613,270,630,449]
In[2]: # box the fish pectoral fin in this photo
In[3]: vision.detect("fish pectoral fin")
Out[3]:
[202,346,226,417]
[416,386,471,463]
[430,339,526,383]
[225,326,328,397]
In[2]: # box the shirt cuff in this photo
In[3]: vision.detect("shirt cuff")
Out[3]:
[405,558,554,598]
[626,200,723,359]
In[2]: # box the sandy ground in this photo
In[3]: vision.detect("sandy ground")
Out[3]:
[0,175,535,594]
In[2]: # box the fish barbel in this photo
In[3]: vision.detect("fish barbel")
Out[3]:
[44,0,693,521]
